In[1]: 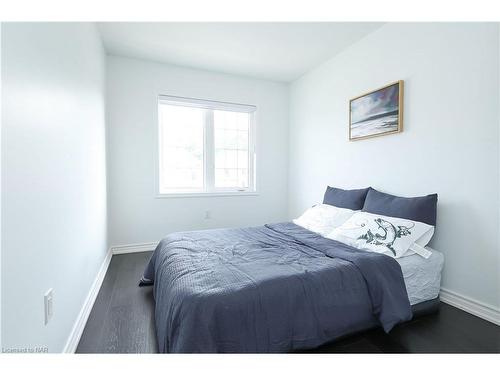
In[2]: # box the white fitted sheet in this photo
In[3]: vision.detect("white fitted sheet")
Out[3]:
[396,248,444,305]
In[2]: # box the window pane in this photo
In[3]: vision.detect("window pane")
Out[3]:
[214,110,249,189]
[159,104,204,190]
[237,150,248,167]
[237,130,248,149]
[215,168,237,188]
[238,168,248,188]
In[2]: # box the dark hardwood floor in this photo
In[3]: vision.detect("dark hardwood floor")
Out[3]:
[77,252,158,353]
[76,251,500,354]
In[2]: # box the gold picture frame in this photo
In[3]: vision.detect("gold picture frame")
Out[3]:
[349,80,404,141]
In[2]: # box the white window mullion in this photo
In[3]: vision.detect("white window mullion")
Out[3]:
[204,109,215,192]
[248,111,256,191]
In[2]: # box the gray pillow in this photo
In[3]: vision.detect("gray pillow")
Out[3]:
[323,186,370,210]
[362,188,438,226]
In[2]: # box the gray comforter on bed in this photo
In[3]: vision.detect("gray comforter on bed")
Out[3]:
[141,222,412,353]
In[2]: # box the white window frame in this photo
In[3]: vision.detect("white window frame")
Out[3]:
[156,95,257,198]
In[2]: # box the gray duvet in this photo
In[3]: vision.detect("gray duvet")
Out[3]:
[142,222,412,353]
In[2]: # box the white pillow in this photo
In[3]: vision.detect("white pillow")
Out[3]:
[402,226,435,258]
[326,211,434,258]
[293,204,356,237]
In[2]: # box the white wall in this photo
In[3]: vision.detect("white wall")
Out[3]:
[1,23,107,352]
[289,23,500,309]
[0,22,3,350]
[106,56,289,247]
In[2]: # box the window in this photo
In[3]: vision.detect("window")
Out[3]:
[158,95,256,196]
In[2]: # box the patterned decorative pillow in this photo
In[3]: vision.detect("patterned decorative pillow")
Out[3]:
[327,211,434,258]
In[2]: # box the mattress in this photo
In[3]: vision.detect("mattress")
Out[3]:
[396,248,444,305]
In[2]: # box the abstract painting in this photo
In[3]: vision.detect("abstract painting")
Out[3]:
[349,80,403,141]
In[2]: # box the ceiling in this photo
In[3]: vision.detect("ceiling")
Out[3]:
[97,22,383,82]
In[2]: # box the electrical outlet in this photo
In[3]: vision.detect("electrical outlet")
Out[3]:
[44,289,53,325]
[204,210,211,220]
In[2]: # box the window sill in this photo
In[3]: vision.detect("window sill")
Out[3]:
[156,191,259,198]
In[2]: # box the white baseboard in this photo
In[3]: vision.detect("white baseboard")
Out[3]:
[440,288,500,326]
[63,248,113,353]
[62,242,155,353]
[111,242,157,255]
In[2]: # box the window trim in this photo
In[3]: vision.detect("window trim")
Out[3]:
[155,95,258,198]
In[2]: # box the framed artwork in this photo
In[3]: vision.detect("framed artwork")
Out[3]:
[349,80,404,141]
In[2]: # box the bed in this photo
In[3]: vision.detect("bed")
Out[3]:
[141,222,443,353]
